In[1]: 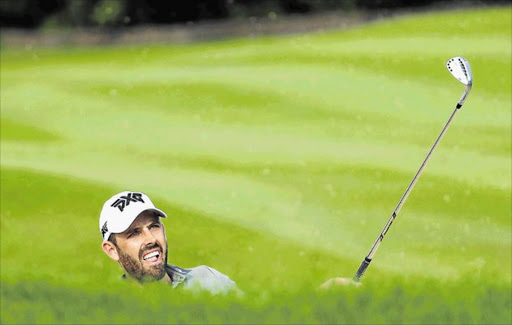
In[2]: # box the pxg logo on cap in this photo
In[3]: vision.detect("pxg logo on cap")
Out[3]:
[111,192,145,212]
[99,191,167,241]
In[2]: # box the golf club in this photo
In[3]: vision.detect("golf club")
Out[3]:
[353,57,473,282]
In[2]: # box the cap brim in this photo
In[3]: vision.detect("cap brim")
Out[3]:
[108,208,167,236]
[146,208,167,219]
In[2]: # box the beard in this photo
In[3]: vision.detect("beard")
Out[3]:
[117,242,168,283]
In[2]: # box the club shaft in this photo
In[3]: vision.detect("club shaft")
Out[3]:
[354,104,461,282]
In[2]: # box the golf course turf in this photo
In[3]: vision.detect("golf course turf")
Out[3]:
[1,6,510,324]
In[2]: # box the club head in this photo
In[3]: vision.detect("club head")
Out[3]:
[446,57,473,87]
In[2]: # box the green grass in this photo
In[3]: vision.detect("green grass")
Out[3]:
[1,6,511,324]
[2,279,510,324]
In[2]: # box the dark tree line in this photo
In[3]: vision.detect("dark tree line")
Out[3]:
[0,0,508,28]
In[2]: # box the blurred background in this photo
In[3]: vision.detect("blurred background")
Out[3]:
[1,0,510,46]
[1,0,506,27]
[1,0,511,324]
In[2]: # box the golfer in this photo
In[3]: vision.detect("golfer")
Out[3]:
[100,191,236,294]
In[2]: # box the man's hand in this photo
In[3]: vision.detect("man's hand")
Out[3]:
[319,277,362,290]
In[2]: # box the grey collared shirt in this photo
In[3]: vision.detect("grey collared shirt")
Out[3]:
[166,264,237,294]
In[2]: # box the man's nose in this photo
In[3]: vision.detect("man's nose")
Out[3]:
[141,228,157,245]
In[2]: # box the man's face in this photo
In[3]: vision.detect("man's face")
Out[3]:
[113,211,168,282]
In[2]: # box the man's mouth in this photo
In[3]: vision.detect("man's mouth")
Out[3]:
[142,249,161,264]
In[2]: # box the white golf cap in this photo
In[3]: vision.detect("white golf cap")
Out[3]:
[99,191,167,241]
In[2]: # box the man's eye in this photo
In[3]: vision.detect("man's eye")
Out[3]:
[150,224,160,229]
[128,230,139,238]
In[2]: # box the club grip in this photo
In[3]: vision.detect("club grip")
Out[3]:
[353,257,372,282]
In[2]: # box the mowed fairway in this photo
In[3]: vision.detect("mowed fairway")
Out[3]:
[1,7,511,324]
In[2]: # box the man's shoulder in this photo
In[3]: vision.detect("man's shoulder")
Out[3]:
[187,265,229,278]
[167,264,236,294]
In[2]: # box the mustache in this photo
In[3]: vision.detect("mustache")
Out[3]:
[139,243,162,259]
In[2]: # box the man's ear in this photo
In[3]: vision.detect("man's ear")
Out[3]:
[102,241,119,261]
